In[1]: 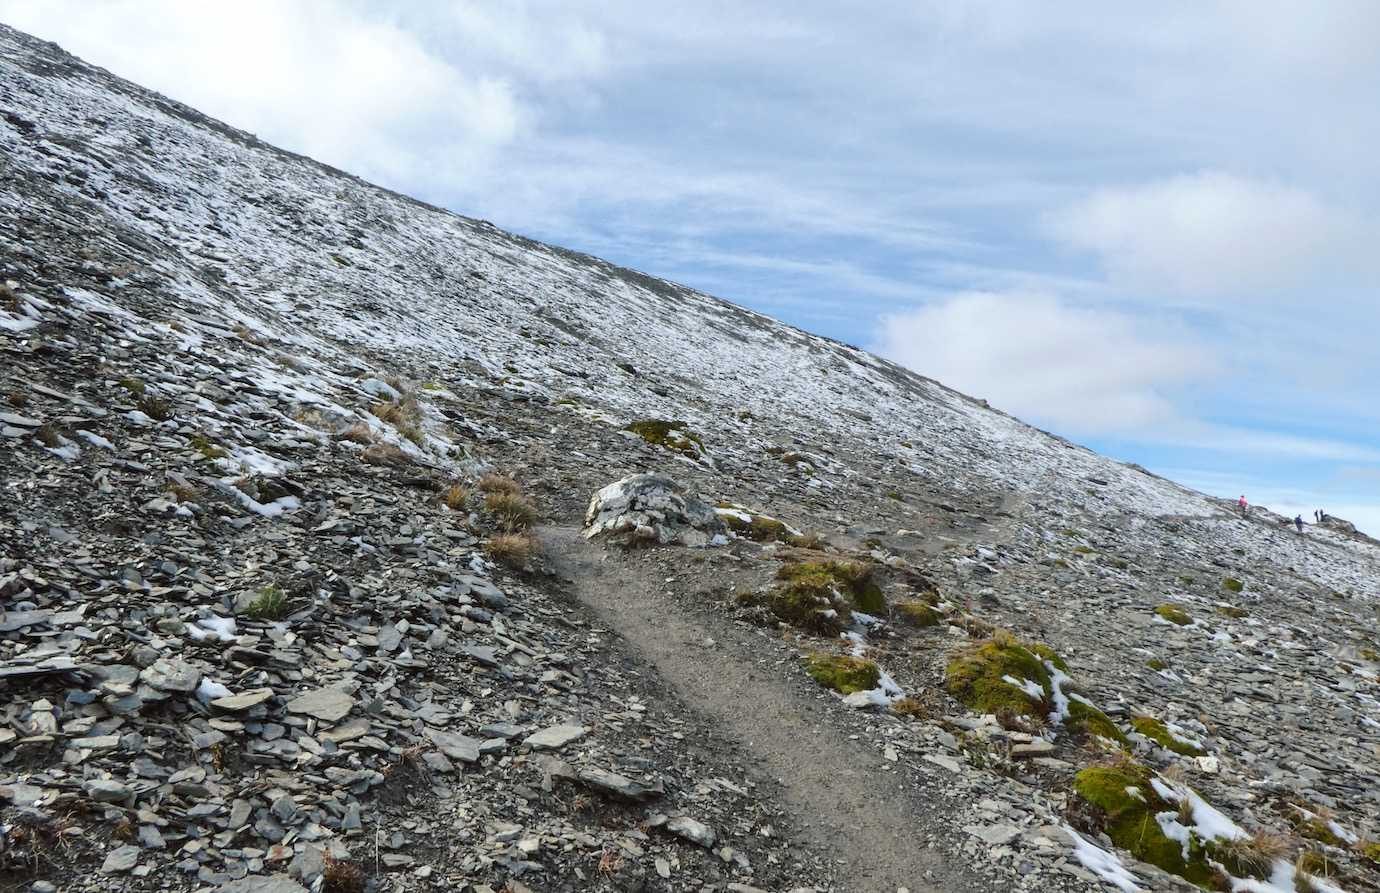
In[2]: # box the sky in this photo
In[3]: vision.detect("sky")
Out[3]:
[2,1,1377,532]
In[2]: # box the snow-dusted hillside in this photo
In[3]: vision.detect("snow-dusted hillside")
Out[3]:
[2,22,1378,893]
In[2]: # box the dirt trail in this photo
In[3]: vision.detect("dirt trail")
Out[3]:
[541,525,984,893]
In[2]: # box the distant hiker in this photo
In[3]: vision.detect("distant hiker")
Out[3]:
[1295,514,1305,533]
[1314,509,1320,522]
[1238,495,1248,516]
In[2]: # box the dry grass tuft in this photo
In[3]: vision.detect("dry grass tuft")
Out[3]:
[232,323,264,345]
[442,483,469,510]
[477,472,521,495]
[321,854,365,893]
[486,491,538,531]
[7,391,27,408]
[361,443,412,466]
[485,532,535,566]
[336,422,375,445]
[168,482,202,504]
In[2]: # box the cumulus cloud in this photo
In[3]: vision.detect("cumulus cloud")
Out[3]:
[872,292,1212,435]
[1045,173,1370,299]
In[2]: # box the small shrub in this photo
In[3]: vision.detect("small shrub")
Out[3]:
[485,532,534,566]
[486,491,537,531]
[1212,830,1293,880]
[1216,604,1248,618]
[233,323,263,344]
[138,395,174,421]
[1155,603,1192,625]
[1222,577,1244,593]
[168,482,202,503]
[321,854,365,893]
[6,391,26,408]
[477,472,520,495]
[788,531,825,550]
[442,483,469,510]
[33,424,63,447]
[805,653,880,694]
[244,586,289,621]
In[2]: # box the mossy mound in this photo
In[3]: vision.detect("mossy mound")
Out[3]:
[1297,817,1343,847]
[1067,699,1128,746]
[1030,642,1069,673]
[762,580,850,635]
[1359,841,1380,864]
[1222,577,1244,593]
[776,560,886,615]
[1216,604,1249,618]
[625,419,706,459]
[1073,763,1220,888]
[945,635,1053,718]
[1131,715,1206,756]
[806,653,880,694]
[1156,603,1193,625]
[896,601,941,627]
[715,504,799,543]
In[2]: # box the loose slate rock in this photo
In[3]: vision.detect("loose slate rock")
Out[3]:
[666,815,717,848]
[216,876,309,893]
[138,657,201,693]
[211,688,274,711]
[523,724,587,751]
[426,728,481,763]
[285,687,353,722]
[101,844,141,874]
[578,766,664,802]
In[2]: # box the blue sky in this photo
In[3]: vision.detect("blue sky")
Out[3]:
[3,1,1377,531]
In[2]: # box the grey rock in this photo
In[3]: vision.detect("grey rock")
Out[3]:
[426,728,481,763]
[522,724,586,751]
[138,657,201,693]
[100,844,141,874]
[285,687,353,722]
[665,815,717,848]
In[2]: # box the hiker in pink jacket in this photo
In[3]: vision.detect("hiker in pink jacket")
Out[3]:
[1238,495,1248,516]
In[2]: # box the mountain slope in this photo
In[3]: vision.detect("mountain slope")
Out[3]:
[2,22,1378,893]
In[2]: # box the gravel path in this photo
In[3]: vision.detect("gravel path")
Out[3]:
[543,525,985,893]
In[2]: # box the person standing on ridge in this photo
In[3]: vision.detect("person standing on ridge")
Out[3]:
[1239,495,1248,516]
[1295,514,1305,533]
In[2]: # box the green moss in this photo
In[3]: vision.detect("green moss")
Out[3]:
[1029,643,1069,673]
[1072,545,1094,555]
[1358,841,1380,864]
[1073,764,1220,888]
[1179,575,1196,585]
[626,419,705,458]
[1216,605,1249,618]
[117,376,146,397]
[806,653,880,694]
[1298,818,1343,847]
[776,560,885,614]
[896,601,941,627]
[1147,658,1169,671]
[945,635,1052,718]
[1222,577,1244,593]
[1156,603,1193,625]
[1131,715,1206,756]
[758,578,849,635]
[1361,648,1379,662]
[715,504,796,543]
[1067,699,1128,746]
[190,433,227,460]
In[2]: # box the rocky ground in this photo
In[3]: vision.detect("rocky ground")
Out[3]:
[2,21,1379,893]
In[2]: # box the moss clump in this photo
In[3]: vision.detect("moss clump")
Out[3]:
[625,419,705,458]
[1029,642,1069,673]
[805,653,880,694]
[245,585,289,620]
[1222,577,1244,593]
[1216,604,1249,618]
[1358,840,1380,864]
[117,376,146,397]
[776,560,885,614]
[763,574,851,635]
[1147,658,1169,671]
[1131,715,1206,756]
[896,601,941,627]
[1072,763,1220,888]
[944,634,1052,718]
[1156,603,1193,625]
[1297,817,1343,847]
[190,434,227,460]
[715,504,797,543]
[1067,699,1128,746]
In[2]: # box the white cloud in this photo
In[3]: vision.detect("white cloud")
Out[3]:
[1046,172,1370,299]
[0,0,545,190]
[872,292,1212,435]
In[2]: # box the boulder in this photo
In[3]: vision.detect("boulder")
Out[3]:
[583,474,726,547]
